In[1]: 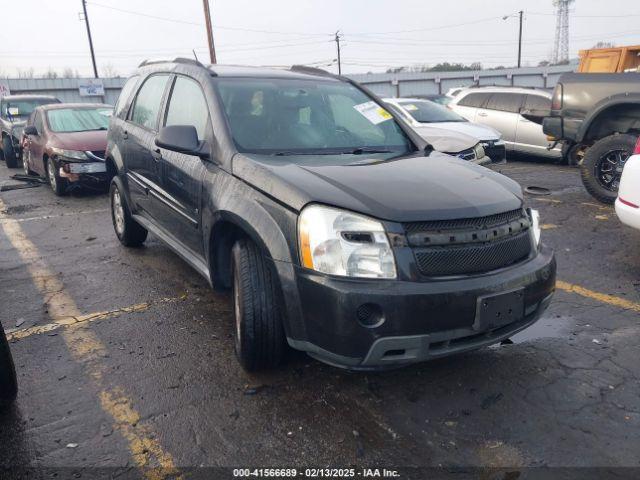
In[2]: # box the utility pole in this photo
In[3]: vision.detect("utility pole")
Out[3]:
[81,0,99,78]
[202,0,217,64]
[335,31,342,75]
[517,10,523,68]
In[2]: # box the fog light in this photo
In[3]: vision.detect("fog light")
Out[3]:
[356,303,385,328]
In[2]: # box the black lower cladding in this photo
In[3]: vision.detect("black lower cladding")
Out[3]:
[288,244,556,366]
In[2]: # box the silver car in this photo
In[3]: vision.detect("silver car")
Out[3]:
[449,87,562,159]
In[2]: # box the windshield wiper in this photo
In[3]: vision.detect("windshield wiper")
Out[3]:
[347,147,393,155]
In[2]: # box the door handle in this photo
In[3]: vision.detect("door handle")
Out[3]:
[478,112,488,117]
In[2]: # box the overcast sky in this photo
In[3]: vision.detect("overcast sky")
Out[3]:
[1,0,639,78]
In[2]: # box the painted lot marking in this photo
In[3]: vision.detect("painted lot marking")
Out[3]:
[0,198,180,480]
[556,280,640,313]
[0,208,109,224]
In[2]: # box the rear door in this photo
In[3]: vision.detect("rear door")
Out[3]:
[154,75,212,256]
[451,92,491,122]
[125,73,172,220]
[475,92,525,150]
[516,93,558,157]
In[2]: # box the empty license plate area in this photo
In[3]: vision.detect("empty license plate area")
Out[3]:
[69,162,106,174]
[474,289,525,331]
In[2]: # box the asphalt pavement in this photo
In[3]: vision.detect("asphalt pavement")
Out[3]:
[0,159,639,478]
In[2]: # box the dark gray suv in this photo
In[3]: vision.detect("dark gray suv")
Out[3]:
[106,58,556,371]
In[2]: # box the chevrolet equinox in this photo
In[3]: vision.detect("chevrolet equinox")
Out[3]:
[106,58,556,371]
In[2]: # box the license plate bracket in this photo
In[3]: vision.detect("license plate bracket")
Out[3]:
[69,162,106,174]
[473,288,525,331]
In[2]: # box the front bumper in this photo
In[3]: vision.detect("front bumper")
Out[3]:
[282,245,556,369]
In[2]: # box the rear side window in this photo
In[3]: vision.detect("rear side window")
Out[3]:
[523,94,551,111]
[164,76,210,140]
[485,93,524,113]
[114,75,139,119]
[130,74,170,131]
[457,92,490,108]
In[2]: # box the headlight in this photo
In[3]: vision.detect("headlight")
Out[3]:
[51,147,88,160]
[493,139,505,146]
[528,208,541,247]
[298,204,397,279]
[474,143,485,159]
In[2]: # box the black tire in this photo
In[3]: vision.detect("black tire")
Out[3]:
[232,238,285,371]
[46,157,67,196]
[580,134,637,204]
[0,326,18,410]
[110,179,147,247]
[3,136,18,168]
[565,143,586,166]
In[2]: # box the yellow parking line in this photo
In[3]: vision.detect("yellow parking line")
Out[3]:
[556,280,640,313]
[0,198,180,479]
[6,302,151,341]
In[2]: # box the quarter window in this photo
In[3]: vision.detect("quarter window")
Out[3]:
[523,94,551,111]
[485,93,524,113]
[457,92,490,108]
[130,75,170,131]
[115,75,139,119]
[165,76,210,140]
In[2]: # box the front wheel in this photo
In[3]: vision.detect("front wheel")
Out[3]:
[46,158,67,196]
[232,239,286,371]
[0,326,18,410]
[110,180,147,247]
[580,134,637,204]
[2,136,18,169]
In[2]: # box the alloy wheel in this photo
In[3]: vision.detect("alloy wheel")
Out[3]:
[595,149,629,192]
[112,188,125,236]
[47,160,57,191]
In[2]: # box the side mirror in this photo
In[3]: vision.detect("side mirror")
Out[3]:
[155,125,209,159]
[520,109,547,125]
[24,125,38,136]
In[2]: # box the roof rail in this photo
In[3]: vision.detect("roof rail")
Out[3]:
[138,57,204,68]
[290,65,336,78]
[468,84,539,90]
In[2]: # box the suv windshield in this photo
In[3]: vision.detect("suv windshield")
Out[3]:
[398,100,466,123]
[46,107,112,133]
[215,78,414,155]
[1,99,54,120]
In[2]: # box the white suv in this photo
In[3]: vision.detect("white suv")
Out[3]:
[449,86,562,159]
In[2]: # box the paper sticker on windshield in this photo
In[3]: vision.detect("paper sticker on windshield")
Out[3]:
[354,101,392,125]
[8,107,19,116]
[403,104,418,111]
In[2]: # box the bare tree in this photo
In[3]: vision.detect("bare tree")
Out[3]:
[62,68,80,78]
[42,68,59,79]
[101,63,120,78]
[17,68,35,79]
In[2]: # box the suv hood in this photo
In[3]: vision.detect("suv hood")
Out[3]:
[233,152,523,222]
[427,121,501,142]
[50,130,107,152]
[410,125,478,153]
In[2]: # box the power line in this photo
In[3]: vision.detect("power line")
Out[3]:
[86,1,332,37]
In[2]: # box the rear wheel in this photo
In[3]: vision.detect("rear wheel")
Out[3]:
[2,136,18,168]
[231,239,285,371]
[0,326,18,410]
[46,158,67,196]
[110,180,147,247]
[580,134,636,204]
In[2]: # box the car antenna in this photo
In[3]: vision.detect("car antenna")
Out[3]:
[193,49,200,63]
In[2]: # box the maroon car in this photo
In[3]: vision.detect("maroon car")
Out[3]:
[22,103,113,195]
